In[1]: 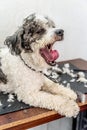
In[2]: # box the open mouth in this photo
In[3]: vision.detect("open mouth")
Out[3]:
[40,42,59,65]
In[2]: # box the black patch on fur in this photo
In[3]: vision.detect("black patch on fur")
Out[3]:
[0,58,8,84]
[4,13,51,55]
[22,20,46,51]
[0,57,1,66]
[0,69,8,84]
[4,28,23,55]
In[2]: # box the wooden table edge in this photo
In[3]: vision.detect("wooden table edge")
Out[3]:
[0,111,63,130]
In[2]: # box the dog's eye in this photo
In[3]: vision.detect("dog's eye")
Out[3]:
[36,29,45,34]
[52,25,55,28]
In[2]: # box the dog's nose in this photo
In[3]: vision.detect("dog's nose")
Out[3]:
[55,29,64,36]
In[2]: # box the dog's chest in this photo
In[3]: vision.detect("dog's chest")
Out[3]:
[1,49,43,91]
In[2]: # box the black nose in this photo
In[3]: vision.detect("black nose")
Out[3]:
[55,29,64,36]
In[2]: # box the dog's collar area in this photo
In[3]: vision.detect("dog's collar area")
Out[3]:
[19,55,56,78]
[19,55,45,75]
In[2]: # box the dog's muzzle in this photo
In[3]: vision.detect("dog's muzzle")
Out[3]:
[39,29,64,65]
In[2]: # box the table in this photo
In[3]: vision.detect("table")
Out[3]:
[0,58,87,130]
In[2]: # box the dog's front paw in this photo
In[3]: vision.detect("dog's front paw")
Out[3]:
[64,100,79,118]
[66,88,77,100]
[56,98,80,118]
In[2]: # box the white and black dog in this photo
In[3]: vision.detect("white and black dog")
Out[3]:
[0,13,79,117]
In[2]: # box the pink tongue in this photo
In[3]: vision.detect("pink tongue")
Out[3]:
[50,50,59,60]
[40,48,59,63]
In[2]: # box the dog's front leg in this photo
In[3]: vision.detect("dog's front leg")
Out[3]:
[42,77,77,100]
[16,90,79,117]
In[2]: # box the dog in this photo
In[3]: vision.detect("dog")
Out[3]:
[0,13,79,117]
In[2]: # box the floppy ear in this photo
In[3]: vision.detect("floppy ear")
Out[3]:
[4,32,22,55]
[5,28,33,54]
[4,14,36,55]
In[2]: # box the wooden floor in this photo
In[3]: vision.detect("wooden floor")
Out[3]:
[0,58,87,130]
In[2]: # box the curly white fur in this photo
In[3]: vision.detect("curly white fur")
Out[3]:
[0,47,79,117]
[0,14,79,117]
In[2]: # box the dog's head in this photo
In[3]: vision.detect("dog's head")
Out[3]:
[5,13,64,67]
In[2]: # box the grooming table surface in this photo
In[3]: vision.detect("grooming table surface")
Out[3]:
[0,58,87,130]
[0,93,31,115]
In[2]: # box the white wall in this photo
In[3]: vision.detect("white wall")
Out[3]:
[0,0,87,61]
[0,0,87,130]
